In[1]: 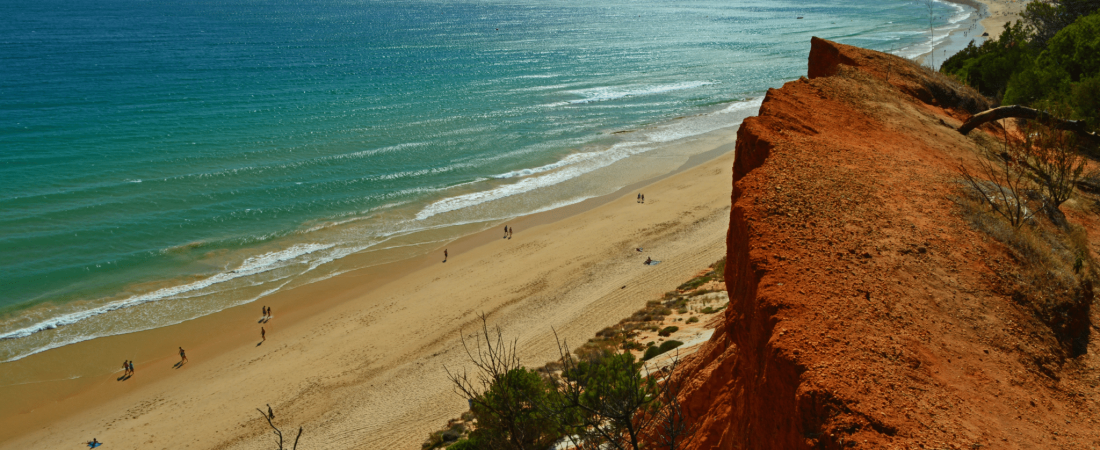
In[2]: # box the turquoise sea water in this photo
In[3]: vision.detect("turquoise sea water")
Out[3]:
[0,0,974,362]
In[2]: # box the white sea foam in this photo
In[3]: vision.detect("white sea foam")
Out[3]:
[566,81,715,104]
[0,243,334,343]
[0,276,300,363]
[416,97,761,220]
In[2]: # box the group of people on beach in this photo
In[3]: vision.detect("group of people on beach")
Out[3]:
[261,306,272,341]
[118,306,275,382]
[636,193,645,203]
[503,225,513,239]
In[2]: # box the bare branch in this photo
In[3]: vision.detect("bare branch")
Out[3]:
[959,105,1097,141]
[257,408,284,450]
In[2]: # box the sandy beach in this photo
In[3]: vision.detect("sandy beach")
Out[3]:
[0,126,738,450]
[973,0,1027,39]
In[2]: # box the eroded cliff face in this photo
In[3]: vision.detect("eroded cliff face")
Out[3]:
[676,38,1100,449]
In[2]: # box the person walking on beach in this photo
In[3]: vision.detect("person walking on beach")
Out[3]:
[122,360,130,376]
[128,360,134,376]
[261,327,266,341]
[508,226,513,239]
[179,347,188,363]
[641,194,645,203]
[267,306,271,320]
[504,225,508,238]
[443,249,448,262]
[637,193,641,203]
[262,305,267,320]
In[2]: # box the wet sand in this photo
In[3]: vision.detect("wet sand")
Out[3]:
[0,127,739,450]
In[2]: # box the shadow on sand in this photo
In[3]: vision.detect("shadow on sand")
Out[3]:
[173,361,186,369]
[117,374,131,381]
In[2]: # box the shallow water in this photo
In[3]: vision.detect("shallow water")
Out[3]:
[0,0,974,362]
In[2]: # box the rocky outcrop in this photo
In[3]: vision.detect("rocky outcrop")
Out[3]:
[675,38,1100,449]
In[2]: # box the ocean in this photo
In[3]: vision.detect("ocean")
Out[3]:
[0,0,977,363]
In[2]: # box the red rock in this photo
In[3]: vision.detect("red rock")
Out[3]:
[672,38,1100,449]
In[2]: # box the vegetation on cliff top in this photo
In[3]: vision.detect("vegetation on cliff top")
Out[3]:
[423,259,727,450]
[941,1,1100,131]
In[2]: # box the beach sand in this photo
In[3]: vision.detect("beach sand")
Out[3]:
[0,128,738,450]
[974,0,1027,39]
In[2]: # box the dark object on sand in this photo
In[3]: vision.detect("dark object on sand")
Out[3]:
[981,31,989,36]
[87,438,102,448]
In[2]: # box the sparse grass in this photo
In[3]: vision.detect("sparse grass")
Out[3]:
[677,273,713,292]
[957,180,1095,356]
[700,305,726,314]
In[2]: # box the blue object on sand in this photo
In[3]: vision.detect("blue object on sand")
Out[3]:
[88,442,102,448]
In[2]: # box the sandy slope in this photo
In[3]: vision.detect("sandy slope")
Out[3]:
[0,130,737,450]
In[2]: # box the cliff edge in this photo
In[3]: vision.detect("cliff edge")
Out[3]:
[677,38,1100,449]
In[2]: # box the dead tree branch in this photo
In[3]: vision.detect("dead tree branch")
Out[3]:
[256,407,302,450]
[958,105,1097,142]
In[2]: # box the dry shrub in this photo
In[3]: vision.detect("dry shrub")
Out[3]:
[1014,105,1088,209]
[959,120,1032,228]
[957,189,1093,357]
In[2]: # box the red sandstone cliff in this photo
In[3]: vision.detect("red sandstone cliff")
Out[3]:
[677,38,1100,449]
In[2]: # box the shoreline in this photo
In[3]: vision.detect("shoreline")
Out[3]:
[0,123,741,449]
[0,97,761,366]
[914,0,989,69]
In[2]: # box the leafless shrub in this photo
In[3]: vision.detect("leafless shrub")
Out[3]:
[959,119,1035,228]
[255,406,302,450]
[1015,105,1088,209]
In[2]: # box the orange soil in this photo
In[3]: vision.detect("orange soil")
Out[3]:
[675,38,1100,449]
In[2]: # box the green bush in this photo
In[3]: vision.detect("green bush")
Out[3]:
[940,21,1036,100]
[445,437,483,450]
[642,340,684,361]
[1005,12,1100,112]
[1072,76,1100,129]
[469,367,561,450]
[1022,0,1100,47]
[686,316,700,324]
[657,326,679,337]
